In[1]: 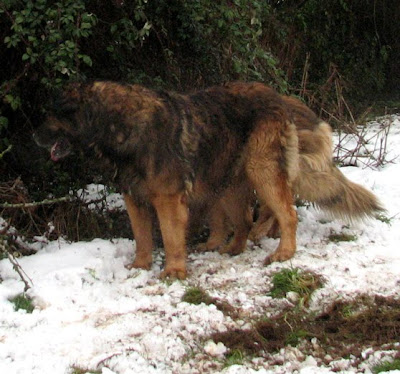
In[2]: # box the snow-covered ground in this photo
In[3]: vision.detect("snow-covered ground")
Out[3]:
[1,116,400,374]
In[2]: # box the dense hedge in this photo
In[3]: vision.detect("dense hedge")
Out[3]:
[0,0,398,184]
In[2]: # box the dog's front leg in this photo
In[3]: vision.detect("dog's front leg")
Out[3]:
[123,193,154,270]
[152,193,188,280]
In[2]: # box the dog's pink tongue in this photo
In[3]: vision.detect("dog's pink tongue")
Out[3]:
[50,142,60,162]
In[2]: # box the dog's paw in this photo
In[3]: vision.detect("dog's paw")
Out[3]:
[195,242,220,252]
[264,248,295,265]
[219,242,246,256]
[126,259,152,270]
[160,267,187,280]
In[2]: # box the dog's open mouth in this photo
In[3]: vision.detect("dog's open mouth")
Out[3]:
[50,138,72,161]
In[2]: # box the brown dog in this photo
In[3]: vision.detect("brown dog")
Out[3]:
[197,86,384,256]
[34,81,299,278]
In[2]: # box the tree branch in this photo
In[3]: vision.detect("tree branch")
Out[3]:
[0,195,73,209]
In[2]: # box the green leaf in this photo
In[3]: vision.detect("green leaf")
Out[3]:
[81,55,92,66]
[0,116,9,129]
[14,15,24,24]
[80,22,92,29]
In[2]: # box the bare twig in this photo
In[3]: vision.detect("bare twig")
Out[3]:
[0,145,12,159]
[3,247,33,292]
[0,195,73,209]
[334,118,395,169]
[0,226,33,291]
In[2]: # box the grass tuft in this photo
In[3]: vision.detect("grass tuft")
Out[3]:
[69,366,102,374]
[269,267,323,306]
[372,358,400,373]
[328,232,358,243]
[10,293,34,313]
[375,213,393,225]
[224,349,245,367]
[285,329,310,346]
[182,287,213,305]
[182,286,238,317]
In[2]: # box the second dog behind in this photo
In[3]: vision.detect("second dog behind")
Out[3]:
[197,85,384,259]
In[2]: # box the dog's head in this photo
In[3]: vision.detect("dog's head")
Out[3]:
[33,83,85,161]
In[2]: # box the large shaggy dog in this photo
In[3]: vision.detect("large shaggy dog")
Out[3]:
[197,83,384,254]
[34,81,299,279]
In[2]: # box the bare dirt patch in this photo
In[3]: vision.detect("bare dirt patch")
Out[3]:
[209,295,400,364]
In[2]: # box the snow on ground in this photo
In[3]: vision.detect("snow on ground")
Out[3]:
[1,116,400,374]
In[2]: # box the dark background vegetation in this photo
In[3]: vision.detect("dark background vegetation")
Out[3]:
[0,0,399,242]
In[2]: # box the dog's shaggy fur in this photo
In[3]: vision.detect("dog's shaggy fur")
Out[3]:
[197,85,384,253]
[34,81,300,278]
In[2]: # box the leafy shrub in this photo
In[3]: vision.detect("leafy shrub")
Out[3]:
[2,0,96,86]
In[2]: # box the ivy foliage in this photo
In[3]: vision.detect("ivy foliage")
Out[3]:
[3,0,96,85]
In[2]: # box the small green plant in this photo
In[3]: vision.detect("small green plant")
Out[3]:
[328,232,358,243]
[269,268,322,306]
[285,329,310,347]
[69,366,101,374]
[182,286,213,305]
[224,348,245,367]
[318,219,331,224]
[375,213,392,225]
[373,358,400,373]
[87,268,98,280]
[10,293,34,313]
[341,304,355,318]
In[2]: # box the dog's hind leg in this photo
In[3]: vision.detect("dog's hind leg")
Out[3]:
[152,192,189,280]
[250,171,297,264]
[246,123,298,265]
[218,183,253,256]
[249,206,281,242]
[124,193,154,270]
[196,199,230,252]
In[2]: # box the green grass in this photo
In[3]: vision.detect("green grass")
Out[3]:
[182,286,213,305]
[182,286,238,317]
[328,232,358,243]
[10,293,34,313]
[269,268,323,306]
[285,329,310,346]
[375,213,393,225]
[224,349,245,367]
[373,358,400,373]
[69,367,101,374]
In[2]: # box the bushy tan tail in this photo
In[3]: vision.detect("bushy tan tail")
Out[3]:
[295,162,384,220]
[294,122,384,220]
